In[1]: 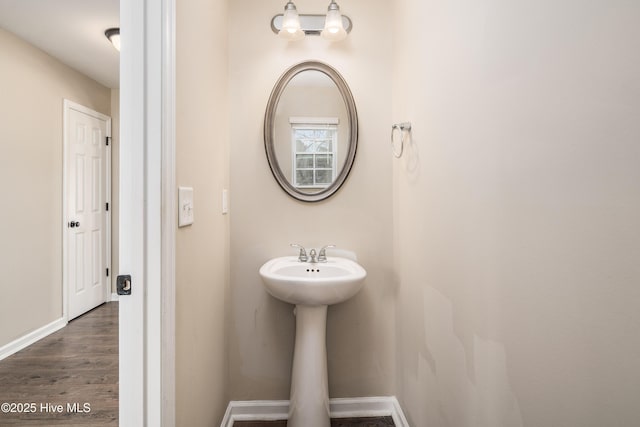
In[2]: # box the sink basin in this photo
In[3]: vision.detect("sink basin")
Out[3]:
[259,256,367,306]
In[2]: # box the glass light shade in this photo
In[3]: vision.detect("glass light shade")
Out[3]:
[105,28,120,51]
[279,2,305,41]
[109,34,121,51]
[321,2,347,41]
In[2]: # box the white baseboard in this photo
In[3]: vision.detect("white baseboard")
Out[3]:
[109,292,120,302]
[0,317,67,361]
[221,400,289,426]
[220,396,409,427]
[330,397,409,426]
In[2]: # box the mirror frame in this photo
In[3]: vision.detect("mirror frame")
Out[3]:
[264,61,358,202]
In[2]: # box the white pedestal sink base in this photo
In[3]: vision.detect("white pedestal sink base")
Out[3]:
[259,256,367,427]
[288,305,330,427]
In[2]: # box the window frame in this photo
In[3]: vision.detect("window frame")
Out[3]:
[289,117,339,190]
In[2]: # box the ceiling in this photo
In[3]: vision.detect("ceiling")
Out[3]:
[0,0,120,89]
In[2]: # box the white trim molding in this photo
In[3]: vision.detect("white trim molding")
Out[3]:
[0,317,66,361]
[220,396,409,427]
[160,0,177,423]
[118,0,176,424]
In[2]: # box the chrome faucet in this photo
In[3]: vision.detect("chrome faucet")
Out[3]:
[318,245,335,262]
[291,243,335,263]
[290,243,308,262]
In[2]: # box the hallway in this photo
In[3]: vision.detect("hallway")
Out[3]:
[0,302,118,426]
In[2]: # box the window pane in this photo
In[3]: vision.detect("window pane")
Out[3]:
[296,139,315,153]
[316,140,332,152]
[315,170,333,185]
[315,129,330,139]
[296,170,313,186]
[315,154,333,168]
[296,155,314,168]
[297,129,315,139]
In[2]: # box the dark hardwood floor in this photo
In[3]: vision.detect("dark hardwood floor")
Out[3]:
[233,417,395,427]
[0,302,118,426]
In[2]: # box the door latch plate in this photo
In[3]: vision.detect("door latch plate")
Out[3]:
[117,275,132,295]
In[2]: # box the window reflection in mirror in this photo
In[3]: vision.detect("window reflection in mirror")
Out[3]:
[291,122,338,189]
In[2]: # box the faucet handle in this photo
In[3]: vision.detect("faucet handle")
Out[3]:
[290,243,308,262]
[318,245,336,262]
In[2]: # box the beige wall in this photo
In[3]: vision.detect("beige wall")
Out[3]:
[392,0,640,426]
[228,0,394,400]
[0,28,111,348]
[175,0,230,425]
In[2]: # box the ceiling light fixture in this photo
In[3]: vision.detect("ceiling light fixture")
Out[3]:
[271,1,352,42]
[104,28,120,51]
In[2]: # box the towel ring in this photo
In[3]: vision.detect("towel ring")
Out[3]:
[391,122,412,158]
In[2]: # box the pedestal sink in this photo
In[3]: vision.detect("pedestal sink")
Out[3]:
[259,256,367,427]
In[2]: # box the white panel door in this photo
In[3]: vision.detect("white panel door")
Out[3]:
[66,102,109,320]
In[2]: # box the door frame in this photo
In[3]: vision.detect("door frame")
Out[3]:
[119,0,176,425]
[62,99,112,323]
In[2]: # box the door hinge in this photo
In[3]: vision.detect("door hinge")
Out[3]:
[106,268,109,277]
[106,136,111,146]
[106,202,109,211]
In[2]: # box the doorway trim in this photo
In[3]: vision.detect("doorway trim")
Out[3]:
[62,99,112,323]
[160,0,177,424]
[119,0,176,425]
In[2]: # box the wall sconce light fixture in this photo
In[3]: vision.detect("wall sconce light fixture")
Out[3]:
[271,1,352,42]
[321,0,348,41]
[105,27,120,51]
[279,1,305,41]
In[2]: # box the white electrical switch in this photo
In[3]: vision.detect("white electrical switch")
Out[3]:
[178,186,194,227]
[222,189,229,215]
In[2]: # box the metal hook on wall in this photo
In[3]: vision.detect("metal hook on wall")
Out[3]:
[391,122,412,158]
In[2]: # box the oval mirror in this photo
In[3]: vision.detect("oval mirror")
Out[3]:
[264,61,358,202]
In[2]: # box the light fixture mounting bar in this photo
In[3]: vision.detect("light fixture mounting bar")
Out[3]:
[271,14,352,36]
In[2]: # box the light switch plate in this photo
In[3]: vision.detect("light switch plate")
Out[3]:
[178,186,194,227]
